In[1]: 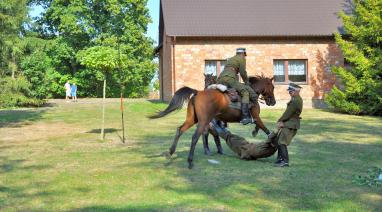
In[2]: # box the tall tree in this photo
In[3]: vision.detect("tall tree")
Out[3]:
[0,0,29,78]
[326,0,382,115]
[32,0,156,98]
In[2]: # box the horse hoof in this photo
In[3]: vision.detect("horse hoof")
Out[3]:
[162,151,171,159]
[252,130,258,137]
[188,163,194,169]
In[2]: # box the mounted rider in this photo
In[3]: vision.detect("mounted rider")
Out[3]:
[217,48,258,125]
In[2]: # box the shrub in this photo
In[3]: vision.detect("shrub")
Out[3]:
[0,77,45,108]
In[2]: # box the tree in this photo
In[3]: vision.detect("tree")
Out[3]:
[0,0,28,78]
[326,0,382,115]
[77,46,119,140]
[32,0,156,98]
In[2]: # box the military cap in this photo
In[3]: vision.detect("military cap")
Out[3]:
[287,82,302,91]
[236,48,247,56]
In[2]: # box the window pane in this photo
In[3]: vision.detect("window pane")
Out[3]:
[205,61,217,76]
[220,60,226,72]
[288,60,306,82]
[273,60,285,82]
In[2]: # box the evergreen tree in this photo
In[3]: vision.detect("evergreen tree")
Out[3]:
[326,0,382,115]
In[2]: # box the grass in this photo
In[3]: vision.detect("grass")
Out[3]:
[0,99,381,211]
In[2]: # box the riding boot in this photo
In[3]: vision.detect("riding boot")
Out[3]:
[276,144,289,167]
[240,103,252,125]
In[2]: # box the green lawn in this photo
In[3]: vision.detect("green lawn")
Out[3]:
[1,99,381,211]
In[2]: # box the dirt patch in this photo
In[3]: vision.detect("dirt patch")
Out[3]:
[0,121,84,143]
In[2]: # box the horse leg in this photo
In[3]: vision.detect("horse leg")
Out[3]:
[251,107,270,137]
[169,101,196,156]
[202,130,211,156]
[252,125,260,137]
[213,133,223,154]
[188,124,205,169]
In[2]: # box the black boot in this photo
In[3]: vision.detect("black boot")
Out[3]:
[274,150,282,164]
[240,103,252,125]
[276,144,289,167]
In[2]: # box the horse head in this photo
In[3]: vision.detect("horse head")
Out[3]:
[204,73,217,89]
[249,74,276,106]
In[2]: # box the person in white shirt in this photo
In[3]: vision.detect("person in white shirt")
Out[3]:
[64,80,71,102]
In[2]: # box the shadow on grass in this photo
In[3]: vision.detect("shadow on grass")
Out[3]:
[86,128,119,134]
[0,156,52,174]
[129,114,382,211]
[0,109,48,128]
[68,204,229,212]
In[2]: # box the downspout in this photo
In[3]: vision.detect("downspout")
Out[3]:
[172,36,176,95]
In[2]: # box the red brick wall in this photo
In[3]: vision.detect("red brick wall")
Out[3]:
[159,36,343,107]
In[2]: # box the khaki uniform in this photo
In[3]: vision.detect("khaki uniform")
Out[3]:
[223,133,277,160]
[276,95,303,145]
[217,55,257,104]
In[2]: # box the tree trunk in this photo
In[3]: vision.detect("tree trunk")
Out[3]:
[100,79,106,140]
[10,56,16,79]
[120,88,125,143]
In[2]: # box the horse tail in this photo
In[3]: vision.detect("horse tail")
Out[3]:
[149,86,198,119]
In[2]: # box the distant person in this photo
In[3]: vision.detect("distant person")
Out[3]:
[64,80,71,102]
[71,83,77,102]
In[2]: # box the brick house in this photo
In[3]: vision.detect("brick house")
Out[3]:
[156,0,346,108]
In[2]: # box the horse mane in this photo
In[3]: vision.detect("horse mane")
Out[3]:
[248,73,268,84]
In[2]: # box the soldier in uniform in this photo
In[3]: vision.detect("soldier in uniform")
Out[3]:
[210,82,302,167]
[268,82,303,167]
[217,48,258,125]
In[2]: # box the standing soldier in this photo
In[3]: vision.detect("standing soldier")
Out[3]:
[217,48,258,125]
[269,82,303,167]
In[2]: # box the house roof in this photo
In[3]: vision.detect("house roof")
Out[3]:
[160,0,348,37]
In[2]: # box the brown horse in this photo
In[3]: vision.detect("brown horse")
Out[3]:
[150,75,276,169]
[202,74,224,155]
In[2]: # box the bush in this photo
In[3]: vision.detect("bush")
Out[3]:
[0,77,45,108]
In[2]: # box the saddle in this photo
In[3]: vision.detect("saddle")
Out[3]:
[207,84,240,102]
[207,84,253,110]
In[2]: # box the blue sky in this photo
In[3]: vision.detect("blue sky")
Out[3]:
[30,0,160,45]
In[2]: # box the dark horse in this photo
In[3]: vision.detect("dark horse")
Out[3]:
[149,75,276,169]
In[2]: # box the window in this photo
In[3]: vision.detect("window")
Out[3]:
[204,60,226,76]
[273,60,307,83]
